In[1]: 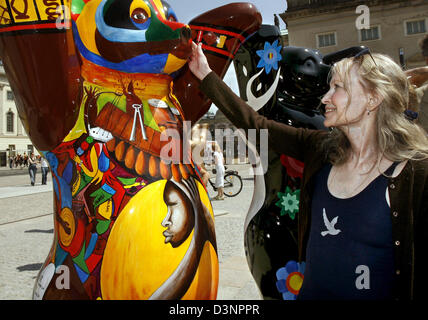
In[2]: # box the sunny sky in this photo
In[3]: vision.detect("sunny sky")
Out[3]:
[168,0,288,30]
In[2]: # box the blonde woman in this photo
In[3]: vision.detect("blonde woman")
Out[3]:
[189,42,428,300]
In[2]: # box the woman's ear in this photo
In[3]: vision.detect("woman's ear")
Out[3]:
[368,91,384,111]
[373,91,384,107]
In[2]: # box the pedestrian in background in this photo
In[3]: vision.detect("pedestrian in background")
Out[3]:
[40,156,49,185]
[28,152,37,186]
[23,152,28,167]
[212,142,225,200]
[15,154,22,168]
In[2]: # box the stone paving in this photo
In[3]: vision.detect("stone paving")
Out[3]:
[0,164,261,300]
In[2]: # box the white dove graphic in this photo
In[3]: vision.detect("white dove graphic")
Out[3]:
[321,208,341,237]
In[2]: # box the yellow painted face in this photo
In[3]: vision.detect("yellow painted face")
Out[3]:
[100,180,218,299]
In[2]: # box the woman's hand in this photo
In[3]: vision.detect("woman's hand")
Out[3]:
[188,42,212,81]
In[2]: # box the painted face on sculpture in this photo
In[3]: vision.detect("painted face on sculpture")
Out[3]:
[162,181,195,248]
[68,0,195,181]
[73,0,192,75]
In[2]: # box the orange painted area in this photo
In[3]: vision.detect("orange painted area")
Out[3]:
[80,56,173,100]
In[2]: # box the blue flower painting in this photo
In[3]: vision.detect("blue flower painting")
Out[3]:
[276,260,305,300]
[256,40,282,74]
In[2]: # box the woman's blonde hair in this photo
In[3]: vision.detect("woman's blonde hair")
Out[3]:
[322,52,428,165]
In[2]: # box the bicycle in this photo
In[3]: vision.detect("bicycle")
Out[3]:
[207,167,243,198]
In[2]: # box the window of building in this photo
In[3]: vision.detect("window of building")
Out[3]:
[6,90,14,101]
[6,111,14,133]
[27,145,34,154]
[317,32,336,48]
[8,145,15,157]
[405,19,426,35]
[360,26,380,42]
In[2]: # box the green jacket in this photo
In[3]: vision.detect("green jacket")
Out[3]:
[201,71,428,300]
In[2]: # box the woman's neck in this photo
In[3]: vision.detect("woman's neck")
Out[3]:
[340,118,382,172]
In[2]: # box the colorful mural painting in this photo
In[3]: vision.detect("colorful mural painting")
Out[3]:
[0,0,261,299]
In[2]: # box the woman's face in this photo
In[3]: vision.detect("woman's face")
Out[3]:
[162,183,194,248]
[321,65,371,128]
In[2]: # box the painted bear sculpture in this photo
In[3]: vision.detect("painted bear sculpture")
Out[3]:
[0,0,261,299]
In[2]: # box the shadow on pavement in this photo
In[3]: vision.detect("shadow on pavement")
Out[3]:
[17,263,43,272]
[24,229,54,234]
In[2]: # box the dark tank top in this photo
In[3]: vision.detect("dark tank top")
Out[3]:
[298,162,397,300]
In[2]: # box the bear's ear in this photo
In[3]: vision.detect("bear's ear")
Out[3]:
[172,3,262,123]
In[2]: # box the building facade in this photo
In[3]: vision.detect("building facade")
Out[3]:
[196,110,248,165]
[0,61,36,167]
[280,0,428,68]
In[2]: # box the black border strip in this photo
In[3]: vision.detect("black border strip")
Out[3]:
[0,27,67,37]
[0,19,54,29]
